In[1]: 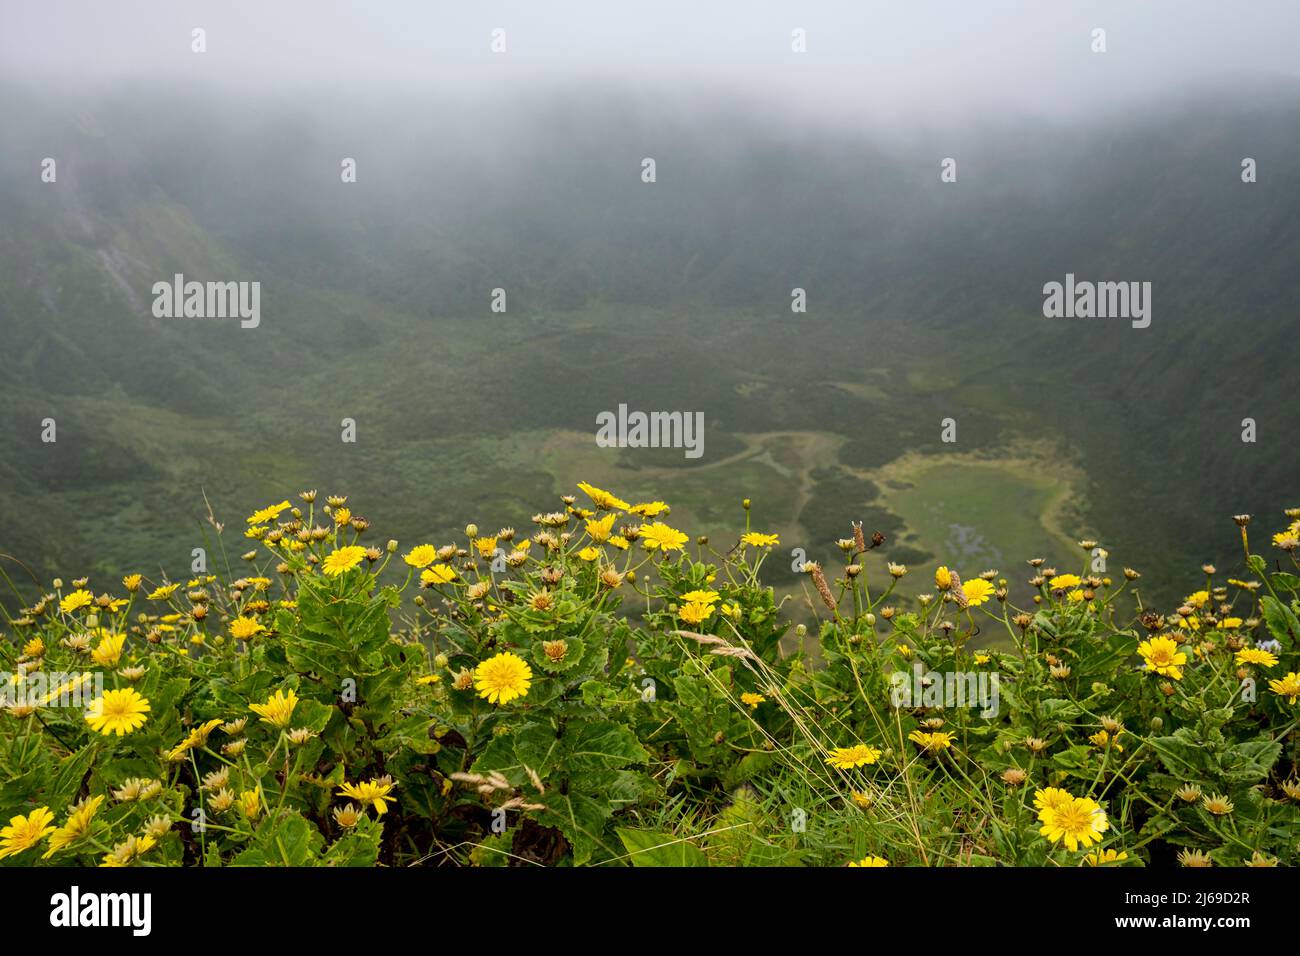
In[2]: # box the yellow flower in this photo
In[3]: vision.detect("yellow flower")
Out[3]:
[166,718,224,761]
[147,583,179,600]
[122,573,143,592]
[248,500,291,524]
[678,601,714,625]
[908,730,956,753]
[22,636,45,658]
[59,589,94,614]
[0,807,56,860]
[43,796,105,858]
[1033,787,1076,818]
[337,776,397,816]
[240,790,262,820]
[577,481,630,511]
[1088,730,1124,752]
[230,616,264,640]
[1084,848,1128,866]
[474,536,499,558]
[90,631,127,668]
[85,688,151,736]
[608,535,630,550]
[1236,647,1278,668]
[962,579,995,607]
[740,692,766,709]
[1269,672,1300,704]
[741,532,780,547]
[826,744,882,769]
[1048,574,1081,590]
[639,522,688,552]
[578,547,601,562]
[934,566,953,590]
[973,653,991,665]
[1039,795,1109,851]
[420,564,458,586]
[249,688,299,728]
[474,652,533,705]
[403,544,438,568]
[333,506,352,526]
[321,545,367,576]
[586,514,617,543]
[629,501,669,517]
[848,856,889,867]
[1137,636,1187,680]
[680,589,720,605]
[1217,617,1244,629]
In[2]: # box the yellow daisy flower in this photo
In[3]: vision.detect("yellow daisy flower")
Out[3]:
[474,652,533,705]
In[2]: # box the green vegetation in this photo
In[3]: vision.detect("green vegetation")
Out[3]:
[3,485,1300,866]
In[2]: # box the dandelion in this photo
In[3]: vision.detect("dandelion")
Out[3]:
[239,790,262,821]
[1038,795,1109,851]
[961,579,995,607]
[908,730,955,754]
[586,514,617,543]
[740,692,766,710]
[333,804,362,828]
[1084,849,1128,866]
[320,545,366,576]
[678,601,714,625]
[338,776,397,815]
[1235,647,1277,667]
[421,564,458,586]
[248,500,291,524]
[0,807,56,860]
[1137,636,1187,680]
[85,688,151,736]
[1201,794,1234,815]
[100,834,157,868]
[680,589,720,605]
[474,652,532,705]
[639,522,688,552]
[59,589,94,614]
[166,718,224,761]
[229,616,264,640]
[1269,672,1300,704]
[1033,787,1075,818]
[826,744,882,769]
[250,688,299,728]
[90,631,127,668]
[577,482,630,511]
[403,544,437,568]
[43,796,105,858]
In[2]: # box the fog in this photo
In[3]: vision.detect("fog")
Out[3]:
[4,0,1300,128]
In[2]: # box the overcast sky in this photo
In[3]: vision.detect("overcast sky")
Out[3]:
[3,1,1299,123]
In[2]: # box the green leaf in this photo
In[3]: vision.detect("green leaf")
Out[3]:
[616,827,708,866]
[1261,596,1299,645]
